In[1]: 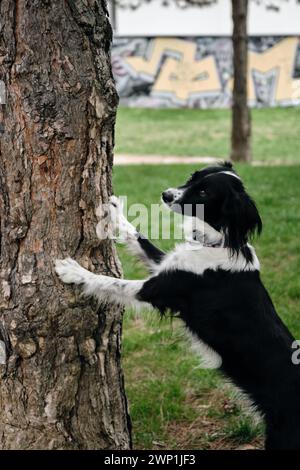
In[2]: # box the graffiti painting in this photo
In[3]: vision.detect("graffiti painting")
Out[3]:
[112,36,300,108]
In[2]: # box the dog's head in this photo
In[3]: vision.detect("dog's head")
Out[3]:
[162,162,262,256]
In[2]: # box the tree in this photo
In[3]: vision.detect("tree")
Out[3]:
[230,0,297,161]
[0,0,131,450]
[231,0,251,162]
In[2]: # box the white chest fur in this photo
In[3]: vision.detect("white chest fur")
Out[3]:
[187,331,223,369]
[156,242,260,275]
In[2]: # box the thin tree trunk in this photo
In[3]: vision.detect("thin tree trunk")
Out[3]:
[231,0,252,162]
[0,0,131,450]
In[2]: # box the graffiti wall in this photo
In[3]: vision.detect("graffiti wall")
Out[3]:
[112,36,300,108]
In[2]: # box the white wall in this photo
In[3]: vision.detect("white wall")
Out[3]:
[113,0,300,36]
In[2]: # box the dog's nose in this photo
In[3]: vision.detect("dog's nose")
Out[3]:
[162,190,174,203]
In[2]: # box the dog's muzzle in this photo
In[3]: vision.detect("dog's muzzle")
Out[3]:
[162,188,183,206]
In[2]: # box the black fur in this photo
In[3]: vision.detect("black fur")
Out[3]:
[137,269,300,449]
[137,163,300,449]
[137,235,165,264]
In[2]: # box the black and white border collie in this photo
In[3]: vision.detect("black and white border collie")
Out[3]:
[55,162,300,450]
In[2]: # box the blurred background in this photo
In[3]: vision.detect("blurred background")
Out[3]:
[109,0,300,450]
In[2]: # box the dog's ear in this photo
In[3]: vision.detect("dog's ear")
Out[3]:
[222,189,262,255]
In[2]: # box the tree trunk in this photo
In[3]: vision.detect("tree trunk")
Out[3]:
[0,0,131,450]
[231,0,252,162]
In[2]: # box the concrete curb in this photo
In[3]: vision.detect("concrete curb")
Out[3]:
[114,154,299,166]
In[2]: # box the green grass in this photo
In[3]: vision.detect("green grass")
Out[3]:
[113,164,300,449]
[225,418,262,446]
[115,107,300,163]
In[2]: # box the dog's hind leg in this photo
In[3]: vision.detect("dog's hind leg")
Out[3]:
[99,196,165,273]
[55,258,149,310]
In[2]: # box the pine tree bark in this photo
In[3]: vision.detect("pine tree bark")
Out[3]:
[231,0,252,162]
[0,0,131,449]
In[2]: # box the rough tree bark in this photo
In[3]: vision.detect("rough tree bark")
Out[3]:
[231,0,252,162]
[0,0,131,449]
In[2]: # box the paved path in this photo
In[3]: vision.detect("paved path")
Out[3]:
[114,154,297,166]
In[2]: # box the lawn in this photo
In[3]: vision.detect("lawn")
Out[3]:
[113,163,300,450]
[115,107,300,163]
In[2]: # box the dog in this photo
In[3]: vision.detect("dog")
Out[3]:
[55,161,300,450]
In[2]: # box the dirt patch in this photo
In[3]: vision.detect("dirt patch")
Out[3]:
[165,416,263,450]
[158,389,264,450]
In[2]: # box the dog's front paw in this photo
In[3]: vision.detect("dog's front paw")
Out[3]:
[109,195,124,234]
[109,196,137,242]
[95,196,137,242]
[95,195,124,240]
[95,196,121,241]
[55,258,89,285]
[109,195,122,211]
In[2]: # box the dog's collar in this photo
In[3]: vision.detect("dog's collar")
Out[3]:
[204,171,241,181]
[191,229,223,247]
[218,171,241,181]
[203,240,223,248]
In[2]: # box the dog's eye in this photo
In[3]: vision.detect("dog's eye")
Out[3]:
[199,190,206,197]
